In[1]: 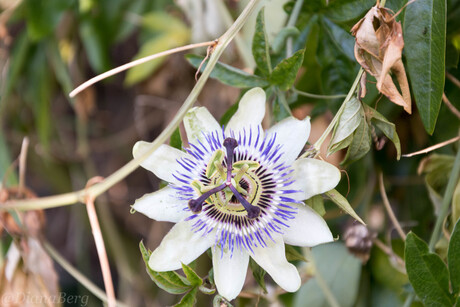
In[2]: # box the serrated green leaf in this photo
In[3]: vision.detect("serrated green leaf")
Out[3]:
[328,97,362,154]
[306,195,325,216]
[252,8,271,76]
[126,31,189,85]
[325,189,365,225]
[181,263,202,287]
[341,110,371,165]
[285,245,308,262]
[186,54,269,88]
[405,232,454,306]
[269,49,305,91]
[404,0,446,134]
[448,219,460,294]
[139,241,192,294]
[174,287,198,307]
[363,104,401,160]
[249,258,267,293]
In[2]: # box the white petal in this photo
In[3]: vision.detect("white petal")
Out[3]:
[290,158,341,201]
[212,246,249,301]
[266,116,311,164]
[282,203,333,247]
[225,88,266,135]
[133,186,190,223]
[184,107,221,146]
[149,220,213,271]
[133,142,188,185]
[250,234,301,292]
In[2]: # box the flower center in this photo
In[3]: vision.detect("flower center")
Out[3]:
[187,137,261,219]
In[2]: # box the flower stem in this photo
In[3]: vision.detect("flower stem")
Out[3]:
[378,172,406,240]
[0,0,262,211]
[43,241,128,307]
[302,68,363,158]
[293,88,347,100]
[286,0,304,57]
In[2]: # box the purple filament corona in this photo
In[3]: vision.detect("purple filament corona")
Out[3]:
[171,126,300,255]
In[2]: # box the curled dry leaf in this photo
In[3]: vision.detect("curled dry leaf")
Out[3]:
[351,5,411,114]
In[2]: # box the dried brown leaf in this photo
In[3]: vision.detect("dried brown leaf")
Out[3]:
[351,5,411,113]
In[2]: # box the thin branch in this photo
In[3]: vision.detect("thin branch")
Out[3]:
[0,0,262,211]
[373,238,405,270]
[43,242,128,307]
[293,88,347,100]
[18,137,29,197]
[378,172,406,240]
[446,71,460,89]
[442,93,460,119]
[402,135,460,157]
[85,177,116,307]
[69,41,215,98]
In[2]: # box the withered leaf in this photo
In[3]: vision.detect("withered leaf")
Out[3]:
[351,5,411,113]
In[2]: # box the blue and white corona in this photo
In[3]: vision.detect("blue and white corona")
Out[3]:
[133,88,341,300]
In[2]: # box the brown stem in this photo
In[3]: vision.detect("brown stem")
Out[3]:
[85,177,116,307]
[378,172,406,240]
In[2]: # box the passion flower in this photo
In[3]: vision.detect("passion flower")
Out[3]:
[133,88,340,300]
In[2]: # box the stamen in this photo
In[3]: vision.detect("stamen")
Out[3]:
[229,185,261,219]
[223,138,238,183]
[188,183,226,213]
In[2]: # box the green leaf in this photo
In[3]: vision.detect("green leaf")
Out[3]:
[285,245,308,262]
[141,11,189,33]
[213,295,233,307]
[363,104,401,160]
[306,195,325,216]
[269,49,305,91]
[47,40,74,99]
[24,0,67,41]
[252,8,271,76]
[175,287,198,307]
[79,19,111,73]
[170,127,183,150]
[293,242,361,307]
[321,17,355,61]
[453,181,460,226]
[181,263,203,287]
[249,258,267,293]
[448,219,460,294]
[341,110,371,165]
[139,241,192,294]
[126,31,189,85]
[328,97,362,155]
[404,0,446,134]
[186,54,269,88]
[1,32,30,102]
[0,131,16,186]
[405,232,454,306]
[325,189,365,225]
